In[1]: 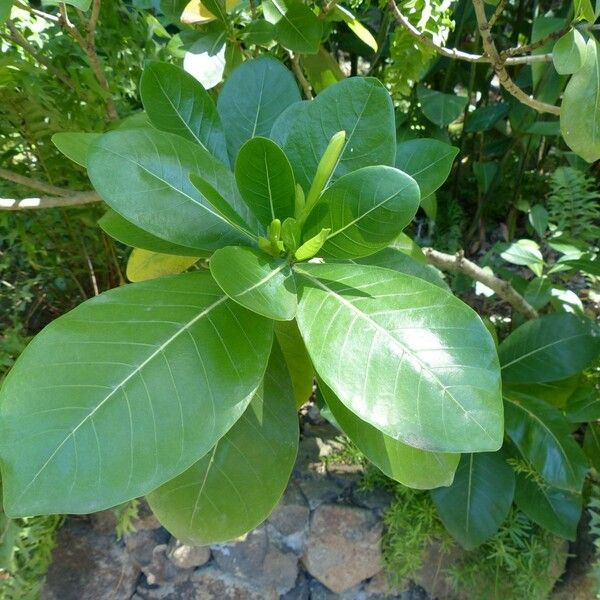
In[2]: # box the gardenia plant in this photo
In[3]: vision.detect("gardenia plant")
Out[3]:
[0,57,503,544]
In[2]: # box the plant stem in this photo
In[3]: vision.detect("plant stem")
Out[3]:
[424,248,539,319]
[0,191,100,211]
[289,52,313,99]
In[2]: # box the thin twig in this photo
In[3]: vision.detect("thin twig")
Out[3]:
[59,3,118,121]
[472,0,561,115]
[488,0,508,29]
[424,248,539,319]
[0,191,101,211]
[289,52,313,99]
[502,23,570,57]
[0,167,73,196]
[4,21,76,90]
[14,1,60,23]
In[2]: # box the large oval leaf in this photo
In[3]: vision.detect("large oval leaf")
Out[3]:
[99,209,205,257]
[263,0,323,54]
[147,341,298,544]
[0,272,273,516]
[272,77,396,192]
[320,382,459,489]
[52,132,102,168]
[126,248,200,282]
[217,57,301,161]
[294,262,503,453]
[514,472,582,540]
[302,166,419,259]
[431,452,515,550]
[504,392,588,492]
[210,246,297,321]
[552,29,586,75]
[140,61,229,165]
[235,137,296,226]
[499,313,600,384]
[88,129,257,253]
[560,40,600,162]
[394,138,458,200]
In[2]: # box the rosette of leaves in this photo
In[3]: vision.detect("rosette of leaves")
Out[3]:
[0,57,504,544]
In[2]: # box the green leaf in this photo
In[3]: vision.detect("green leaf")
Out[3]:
[395,139,458,200]
[500,239,544,277]
[553,29,586,75]
[514,472,581,540]
[63,0,92,9]
[499,313,600,384]
[272,77,396,192]
[575,0,596,22]
[417,85,468,127]
[565,384,600,422]
[217,57,301,161]
[147,341,298,544]
[210,246,297,321]
[52,133,102,168]
[294,262,503,453]
[0,1,12,25]
[528,204,548,236]
[301,47,345,93]
[126,249,200,282]
[274,320,314,408]
[523,277,552,310]
[302,166,420,259]
[465,103,510,132]
[320,382,459,489]
[0,272,273,516]
[140,62,229,166]
[352,248,449,290]
[294,228,330,261]
[431,452,515,550]
[235,137,296,226]
[99,210,204,257]
[504,393,588,492]
[331,6,377,52]
[240,20,276,46]
[281,218,301,252]
[584,422,600,470]
[88,129,256,253]
[561,40,600,163]
[182,29,227,90]
[473,161,499,195]
[263,0,323,54]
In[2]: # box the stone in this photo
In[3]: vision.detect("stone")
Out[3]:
[167,538,211,569]
[133,499,162,530]
[190,565,278,599]
[352,486,394,515]
[281,572,311,600]
[267,484,310,552]
[297,475,344,510]
[125,527,170,570]
[303,504,384,594]
[142,543,192,585]
[42,518,139,600]
[412,540,463,600]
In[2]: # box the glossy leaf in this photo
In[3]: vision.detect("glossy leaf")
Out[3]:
[465,103,510,132]
[126,249,200,282]
[301,47,345,93]
[417,85,468,127]
[263,0,323,54]
[499,313,600,384]
[565,384,600,423]
[99,210,204,258]
[217,57,301,161]
[147,342,298,545]
[302,166,420,259]
[88,129,256,253]
[431,452,515,550]
[294,228,330,261]
[140,62,229,165]
[235,137,296,226]
[332,6,377,51]
[553,29,586,75]
[183,31,226,90]
[473,161,499,195]
[0,1,12,26]
[52,132,102,168]
[584,422,600,470]
[394,138,458,200]
[500,239,544,276]
[514,472,581,540]
[294,262,503,453]
[210,246,297,321]
[320,383,459,489]
[561,40,600,162]
[272,77,396,191]
[0,272,273,516]
[504,393,588,492]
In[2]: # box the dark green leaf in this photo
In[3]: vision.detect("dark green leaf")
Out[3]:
[217,57,301,161]
[529,205,548,236]
[465,103,510,132]
[565,384,600,422]
[514,472,581,540]
[235,137,296,226]
[504,393,588,491]
[88,129,257,253]
[52,132,102,168]
[147,341,298,544]
[210,246,297,320]
[417,85,468,127]
[263,0,323,54]
[395,138,458,200]
[473,161,499,195]
[0,272,273,516]
[140,62,229,165]
[294,262,503,453]
[321,382,459,488]
[499,313,600,384]
[0,1,12,25]
[272,77,396,192]
[99,210,205,257]
[431,452,515,549]
[553,29,586,75]
[302,166,419,259]
[584,423,600,470]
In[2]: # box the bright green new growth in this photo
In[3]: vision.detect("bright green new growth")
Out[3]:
[0,57,507,546]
